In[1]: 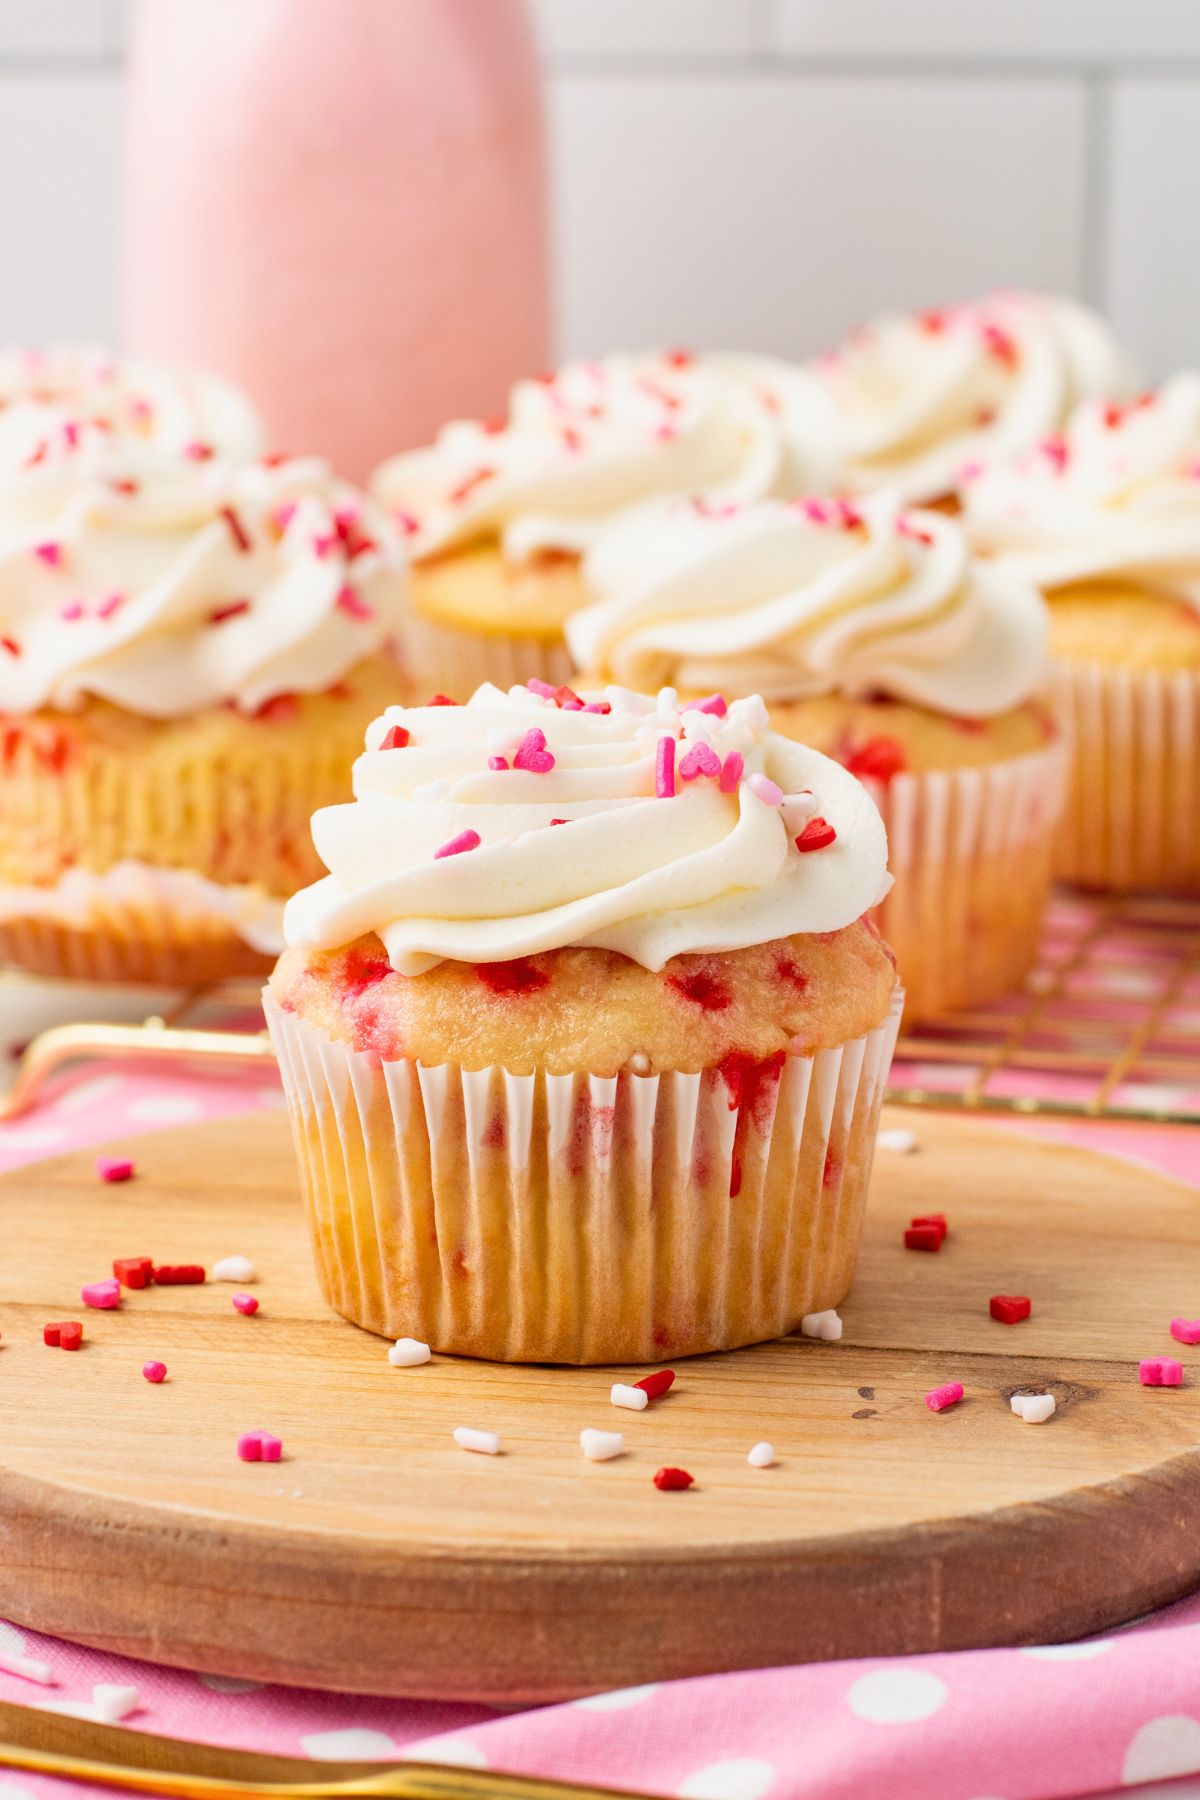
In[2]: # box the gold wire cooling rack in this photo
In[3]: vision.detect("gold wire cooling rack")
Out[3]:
[2,893,1198,1126]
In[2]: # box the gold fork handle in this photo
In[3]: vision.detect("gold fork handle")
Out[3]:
[0,1736,644,1800]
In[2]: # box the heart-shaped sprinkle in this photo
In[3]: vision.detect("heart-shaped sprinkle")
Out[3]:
[513,728,555,773]
[1171,1318,1200,1344]
[678,742,720,781]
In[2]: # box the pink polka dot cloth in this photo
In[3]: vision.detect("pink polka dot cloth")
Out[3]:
[1,1034,1199,1800]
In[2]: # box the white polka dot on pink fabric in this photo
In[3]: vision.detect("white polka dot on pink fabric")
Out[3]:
[301,1728,398,1760]
[55,1075,126,1116]
[0,1624,28,1659]
[1020,1640,1114,1660]
[846,1669,948,1724]
[125,1093,206,1124]
[402,1737,489,1768]
[676,1758,776,1800]
[1,1125,67,1151]
[1122,1715,1200,1785]
[573,1683,661,1711]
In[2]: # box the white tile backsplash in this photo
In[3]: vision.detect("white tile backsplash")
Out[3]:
[549,74,1087,360]
[775,2,1200,65]
[0,5,1196,384]
[0,75,122,344]
[1105,80,1200,380]
[531,0,761,61]
[0,0,111,58]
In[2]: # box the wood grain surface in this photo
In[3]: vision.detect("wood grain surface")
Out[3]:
[0,1108,1197,1702]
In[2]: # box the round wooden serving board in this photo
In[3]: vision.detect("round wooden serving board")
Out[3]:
[1,1108,1199,1703]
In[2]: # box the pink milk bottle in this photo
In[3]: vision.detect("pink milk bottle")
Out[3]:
[122,0,550,482]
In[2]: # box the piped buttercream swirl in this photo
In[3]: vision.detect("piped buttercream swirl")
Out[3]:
[567,492,1047,717]
[0,343,264,474]
[0,451,408,718]
[370,350,841,561]
[282,684,891,973]
[808,291,1134,504]
[963,372,1200,606]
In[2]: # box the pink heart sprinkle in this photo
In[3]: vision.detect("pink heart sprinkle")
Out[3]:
[718,751,744,794]
[232,1293,259,1316]
[33,541,61,567]
[59,600,85,622]
[678,743,721,781]
[1171,1318,1200,1344]
[690,694,727,716]
[487,755,509,771]
[82,1279,121,1310]
[513,728,556,774]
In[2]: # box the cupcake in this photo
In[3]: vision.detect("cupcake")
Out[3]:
[807,291,1133,507]
[369,350,840,695]
[567,491,1065,1019]
[0,382,409,984]
[266,684,900,1364]
[964,374,1200,893]
[0,342,264,467]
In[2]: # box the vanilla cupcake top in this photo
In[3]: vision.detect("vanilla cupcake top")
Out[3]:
[809,292,1133,504]
[0,344,264,473]
[567,491,1046,718]
[0,448,407,719]
[370,351,841,562]
[963,373,1200,604]
[283,684,890,974]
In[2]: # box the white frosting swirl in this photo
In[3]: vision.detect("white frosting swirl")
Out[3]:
[568,492,1047,717]
[370,350,841,561]
[0,451,408,718]
[808,292,1134,504]
[964,373,1200,607]
[283,685,891,973]
[0,344,264,474]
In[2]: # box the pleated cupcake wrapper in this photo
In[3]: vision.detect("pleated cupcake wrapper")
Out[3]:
[404,611,576,699]
[855,738,1069,1020]
[265,988,903,1366]
[1050,659,1200,894]
[0,861,284,984]
[0,669,400,984]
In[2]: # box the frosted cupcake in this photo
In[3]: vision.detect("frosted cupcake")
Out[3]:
[568,492,1065,1019]
[808,291,1133,506]
[965,373,1200,892]
[266,685,900,1364]
[0,342,264,468]
[370,350,839,694]
[0,406,408,983]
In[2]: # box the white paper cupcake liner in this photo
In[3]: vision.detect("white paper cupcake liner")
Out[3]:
[404,612,576,699]
[854,739,1069,1019]
[265,988,902,1365]
[0,861,284,983]
[1050,659,1200,893]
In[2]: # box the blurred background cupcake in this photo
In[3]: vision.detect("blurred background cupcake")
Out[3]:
[370,350,839,696]
[965,374,1200,894]
[266,683,899,1363]
[0,352,409,984]
[568,491,1064,1019]
[807,291,1134,508]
